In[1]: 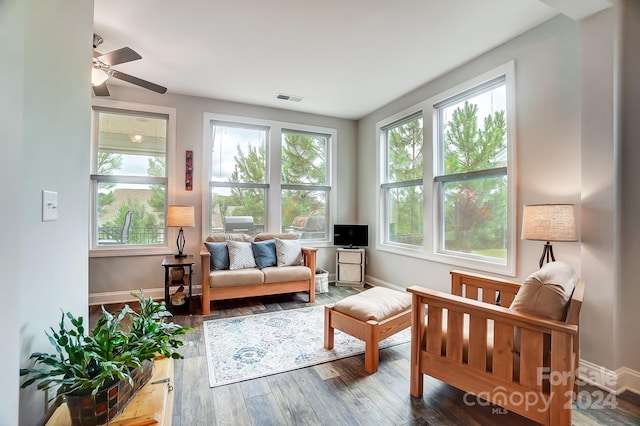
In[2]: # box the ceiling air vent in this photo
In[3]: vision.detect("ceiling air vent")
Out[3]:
[277,93,304,102]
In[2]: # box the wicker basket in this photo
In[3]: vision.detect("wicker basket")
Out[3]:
[65,360,153,426]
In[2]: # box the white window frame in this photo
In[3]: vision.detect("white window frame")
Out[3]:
[380,112,424,249]
[376,62,516,275]
[90,99,177,257]
[202,113,337,246]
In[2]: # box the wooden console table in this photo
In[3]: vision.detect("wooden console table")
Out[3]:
[46,357,174,426]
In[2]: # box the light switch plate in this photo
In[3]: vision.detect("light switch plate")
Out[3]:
[42,190,58,221]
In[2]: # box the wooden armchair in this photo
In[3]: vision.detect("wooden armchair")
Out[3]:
[408,269,584,426]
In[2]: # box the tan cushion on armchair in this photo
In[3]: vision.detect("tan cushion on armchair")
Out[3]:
[509,261,577,321]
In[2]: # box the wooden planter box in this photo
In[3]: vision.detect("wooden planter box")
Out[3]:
[64,360,153,426]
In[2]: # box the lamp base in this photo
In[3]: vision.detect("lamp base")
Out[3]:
[538,242,556,268]
[175,227,187,258]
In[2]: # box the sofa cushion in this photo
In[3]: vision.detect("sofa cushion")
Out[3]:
[274,237,303,266]
[509,261,577,321]
[251,240,277,269]
[333,287,411,322]
[206,233,252,243]
[254,232,298,242]
[204,242,230,270]
[210,268,264,287]
[262,265,311,283]
[227,241,257,270]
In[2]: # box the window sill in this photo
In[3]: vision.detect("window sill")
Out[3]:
[377,243,515,277]
[89,246,174,258]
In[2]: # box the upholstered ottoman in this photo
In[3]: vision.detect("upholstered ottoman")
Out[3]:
[324,286,412,373]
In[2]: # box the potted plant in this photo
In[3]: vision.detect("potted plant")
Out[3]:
[20,291,192,425]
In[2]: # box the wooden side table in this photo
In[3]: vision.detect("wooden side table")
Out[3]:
[161,255,194,314]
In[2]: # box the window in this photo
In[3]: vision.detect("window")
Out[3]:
[381,113,424,247]
[281,130,330,240]
[205,114,335,242]
[377,62,515,274]
[90,101,176,254]
[435,76,508,263]
[209,122,268,235]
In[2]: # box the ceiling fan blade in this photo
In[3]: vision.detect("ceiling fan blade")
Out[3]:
[97,47,142,66]
[93,83,110,97]
[112,70,167,94]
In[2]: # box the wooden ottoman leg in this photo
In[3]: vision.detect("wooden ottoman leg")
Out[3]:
[364,320,380,373]
[324,305,334,349]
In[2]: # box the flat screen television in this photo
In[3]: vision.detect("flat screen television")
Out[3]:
[333,224,368,248]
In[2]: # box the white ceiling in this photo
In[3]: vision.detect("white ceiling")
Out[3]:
[92,1,599,120]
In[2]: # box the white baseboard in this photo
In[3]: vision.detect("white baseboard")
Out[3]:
[616,367,640,395]
[578,359,640,395]
[364,274,406,292]
[89,286,202,306]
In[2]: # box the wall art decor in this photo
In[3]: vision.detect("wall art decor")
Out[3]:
[185,150,193,191]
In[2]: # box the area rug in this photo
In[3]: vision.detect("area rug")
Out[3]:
[203,305,411,387]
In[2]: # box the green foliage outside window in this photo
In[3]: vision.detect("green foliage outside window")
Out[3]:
[97,154,166,244]
[281,132,327,231]
[386,117,423,244]
[442,101,507,258]
[220,132,328,234]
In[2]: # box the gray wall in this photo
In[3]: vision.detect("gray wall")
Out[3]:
[1,1,93,425]
[89,86,358,300]
[580,7,617,374]
[616,0,640,373]
[357,11,637,377]
[358,15,581,288]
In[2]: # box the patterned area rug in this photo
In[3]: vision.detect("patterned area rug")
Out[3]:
[203,305,411,387]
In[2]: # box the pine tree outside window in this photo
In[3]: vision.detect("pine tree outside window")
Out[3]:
[204,114,336,241]
[377,62,515,275]
[435,76,508,263]
[381,113,424,247]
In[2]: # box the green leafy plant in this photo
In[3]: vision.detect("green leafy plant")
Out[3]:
[20,291,193,404]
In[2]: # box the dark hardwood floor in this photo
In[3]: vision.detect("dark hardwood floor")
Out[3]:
[91,285,640,426]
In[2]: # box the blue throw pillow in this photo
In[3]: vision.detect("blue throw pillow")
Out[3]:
[204,242,230,270]
[251,240,277,269]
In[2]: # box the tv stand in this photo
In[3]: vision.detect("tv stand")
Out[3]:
[336,247,365,288]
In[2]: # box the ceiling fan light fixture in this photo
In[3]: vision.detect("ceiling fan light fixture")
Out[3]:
[128,131,144,143]
[91,68,109,86]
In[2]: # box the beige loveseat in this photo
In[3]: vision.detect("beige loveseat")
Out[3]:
[200,232,317,315]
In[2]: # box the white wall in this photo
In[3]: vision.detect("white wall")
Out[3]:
[89,86,358,300]
[1,1,93,425]
[0,1,25,424]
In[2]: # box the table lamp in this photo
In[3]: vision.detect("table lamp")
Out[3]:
[521,204,577,268]
[167,205,195,257]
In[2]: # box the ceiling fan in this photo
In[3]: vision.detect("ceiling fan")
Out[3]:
[91,34,167,97]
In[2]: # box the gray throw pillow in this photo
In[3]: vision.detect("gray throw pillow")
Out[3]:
[204,242,230,271]
[251,240,277,269]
